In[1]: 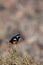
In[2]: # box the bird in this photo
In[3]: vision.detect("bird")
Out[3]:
[9,34,21,44]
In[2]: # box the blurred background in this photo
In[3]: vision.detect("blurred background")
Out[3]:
[0,0,43,64]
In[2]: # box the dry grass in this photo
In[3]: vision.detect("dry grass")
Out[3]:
[0,46,41,65]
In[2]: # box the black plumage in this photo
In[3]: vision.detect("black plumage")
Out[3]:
[9,34,21,44]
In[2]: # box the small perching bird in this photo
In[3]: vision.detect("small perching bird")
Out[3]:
[9,34,21,44]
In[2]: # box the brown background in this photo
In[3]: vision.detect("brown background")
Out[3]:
[0,0,43,63]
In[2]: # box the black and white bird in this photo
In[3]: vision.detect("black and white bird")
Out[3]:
[9,34,21,44]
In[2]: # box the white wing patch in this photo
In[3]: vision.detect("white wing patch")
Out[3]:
[14,38,17,41]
